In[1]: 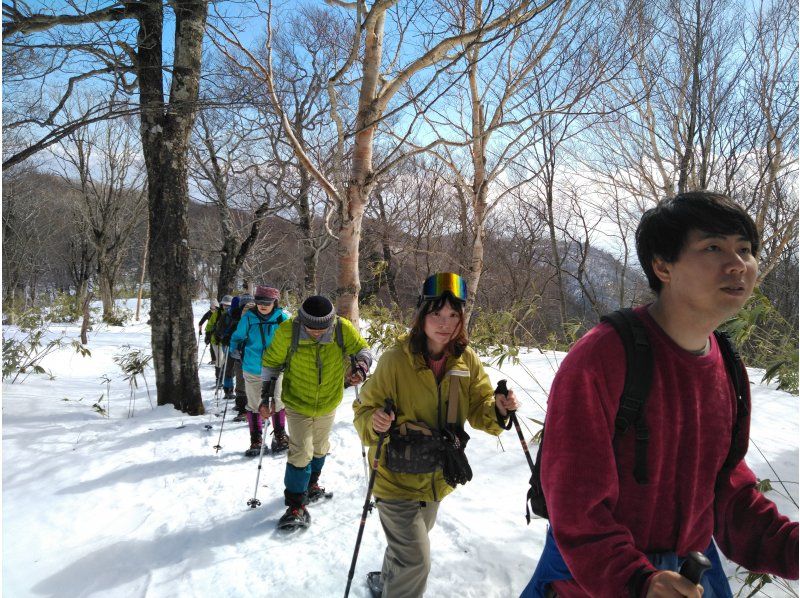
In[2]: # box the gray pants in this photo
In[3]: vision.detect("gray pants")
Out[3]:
[376,499,440,598]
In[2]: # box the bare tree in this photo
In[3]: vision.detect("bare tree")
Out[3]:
[212,0,564,321]
[189,104,275,298]
[4,0,211,414]
[416,0,617,323]
[54,113,147,320]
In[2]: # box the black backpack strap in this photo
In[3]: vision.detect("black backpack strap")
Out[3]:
[600,308,654,484]
[335,317,346,358]
[714,330,750,469]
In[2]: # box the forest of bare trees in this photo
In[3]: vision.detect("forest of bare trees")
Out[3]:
[3,0,797,413]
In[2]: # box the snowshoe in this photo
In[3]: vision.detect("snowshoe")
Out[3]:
[277,506,310,530]
[307,484,333,503]
[366,571,382,598]
[244,440,265,458]
[232,412,247,423]
[270,428,289,453]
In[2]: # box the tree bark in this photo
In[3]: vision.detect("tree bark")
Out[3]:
[138,0,206,415]
[336,11,385,319]
[135,221,149,321]
[297,169,319,296]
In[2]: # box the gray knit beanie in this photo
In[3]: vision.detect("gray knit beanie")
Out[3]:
[298,295,335,329]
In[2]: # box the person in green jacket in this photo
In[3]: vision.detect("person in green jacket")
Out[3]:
[259,295,373,530]
[353,272,518,598]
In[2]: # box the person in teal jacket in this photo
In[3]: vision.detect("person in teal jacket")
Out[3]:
[258,295,373,530]
[229,285,290,456]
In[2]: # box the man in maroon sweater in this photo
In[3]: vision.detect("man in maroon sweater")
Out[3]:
[522,192,798,597]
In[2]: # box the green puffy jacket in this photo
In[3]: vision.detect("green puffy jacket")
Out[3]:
[353,336,504,503]
[262,316,369,417]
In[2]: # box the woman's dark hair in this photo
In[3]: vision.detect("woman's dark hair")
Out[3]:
[408,294,469,357]
[636,191,759,293]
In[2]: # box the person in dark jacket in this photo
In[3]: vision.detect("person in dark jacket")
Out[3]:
[199,298,219,365]
[210,295,233,389]
[521,192,798,597]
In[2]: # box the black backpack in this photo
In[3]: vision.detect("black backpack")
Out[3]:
[526,308,749,522]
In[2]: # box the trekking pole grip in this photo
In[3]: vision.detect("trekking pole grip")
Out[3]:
[679,551,711,584]
[495,379,514,430]
[496,379,536,473]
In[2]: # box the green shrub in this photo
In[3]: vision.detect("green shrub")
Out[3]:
[46,292,84,323]
[103,306,133,326]
[359,302,409,352]
[2,307,91,383]
[723,289,798,394]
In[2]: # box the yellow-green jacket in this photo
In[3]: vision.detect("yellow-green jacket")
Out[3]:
[262,316,371,417]
[353,336,504,502]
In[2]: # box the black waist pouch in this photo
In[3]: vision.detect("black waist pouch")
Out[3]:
[441,425,472,488]
[385,421,443,474]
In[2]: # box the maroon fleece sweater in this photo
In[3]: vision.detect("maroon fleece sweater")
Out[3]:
[543,306,798,596]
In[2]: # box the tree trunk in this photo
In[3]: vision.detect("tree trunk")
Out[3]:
[546,187,567,331]
[464,43,487,326]
[374,190,398,304]
[80,292,93,345]
[297,170,318,296]
[336,11,385,322]
[135,222,149,321]
[98,259,114,320]
[216,236,239,300]
[138,0,206,415]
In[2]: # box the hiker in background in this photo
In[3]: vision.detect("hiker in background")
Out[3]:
[228,293,254,421]
[199,298,219,365]
[211,295,233,388]
[230,285,290,456]
[259,295,373,530]
[521,192,798,597]
[352,272,519,598]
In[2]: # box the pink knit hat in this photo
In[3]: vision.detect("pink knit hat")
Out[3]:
[254,285,280,301]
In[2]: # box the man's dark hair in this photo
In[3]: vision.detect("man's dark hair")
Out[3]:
[636,191,759,293]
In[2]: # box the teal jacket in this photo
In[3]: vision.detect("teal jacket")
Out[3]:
[261,317,372,417]
[230,307,290,376]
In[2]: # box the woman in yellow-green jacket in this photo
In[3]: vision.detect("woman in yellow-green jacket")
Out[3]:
[353,273,519,598]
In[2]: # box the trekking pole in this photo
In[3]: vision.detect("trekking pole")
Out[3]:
[212,354,234,454]
[495,379,536,473]
[351,355,370,489]
[214,346,230,408]
[247,377,277,508]
[679,551,711,585]
[344,398,394,598]
[199,342,207,367]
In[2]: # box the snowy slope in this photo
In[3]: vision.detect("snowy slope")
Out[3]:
[2,300,798,598]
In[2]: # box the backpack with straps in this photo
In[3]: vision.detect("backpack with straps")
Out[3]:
[282,317,346,372]
[526,308,749,522]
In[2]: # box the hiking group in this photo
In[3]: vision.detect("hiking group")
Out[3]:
[198,191,797,597]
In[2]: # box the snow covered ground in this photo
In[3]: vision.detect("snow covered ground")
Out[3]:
[2,300,798,597]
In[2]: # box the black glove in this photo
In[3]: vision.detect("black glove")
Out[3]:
[261,379,274,402]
